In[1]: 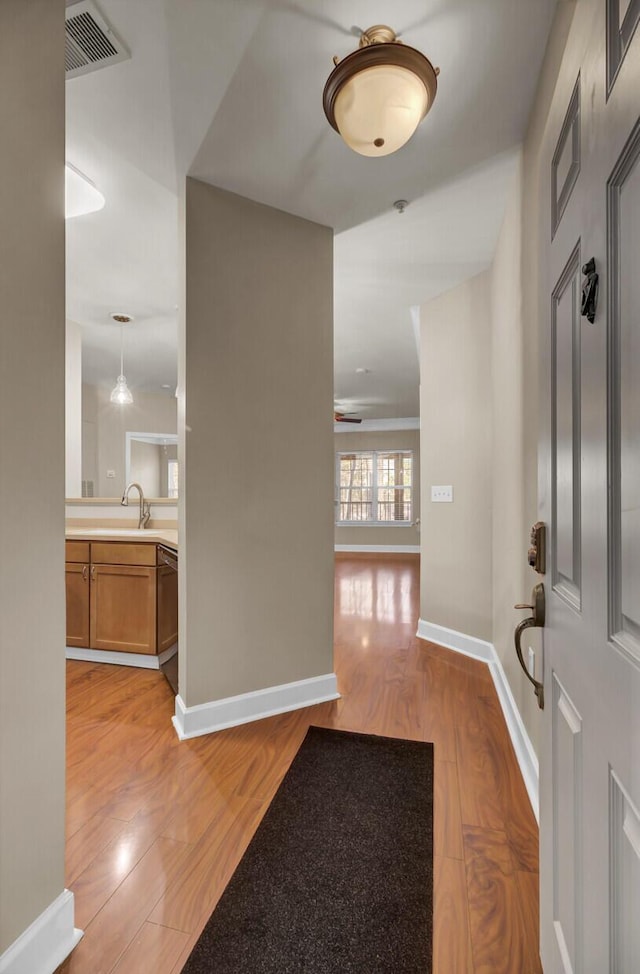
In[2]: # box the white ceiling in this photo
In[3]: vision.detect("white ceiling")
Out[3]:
[66,0,557,409]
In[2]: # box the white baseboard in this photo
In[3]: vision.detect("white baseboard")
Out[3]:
[417,618,539,822]
[173,672,340,740]
[335,545,420,554]
[487,651,540,824]
[66,643,177,670]
[416,618,495,661]
[0,889,82,974]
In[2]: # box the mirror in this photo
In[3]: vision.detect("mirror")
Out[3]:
[65,319,178,502]
[76,381,178,500]
[126,433,178,498]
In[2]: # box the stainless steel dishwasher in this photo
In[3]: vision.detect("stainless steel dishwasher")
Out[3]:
[157,545,178,694]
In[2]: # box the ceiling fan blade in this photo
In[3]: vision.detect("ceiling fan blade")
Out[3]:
[396,0,461,38]
[279,2,354,36]
[335,413,362,424]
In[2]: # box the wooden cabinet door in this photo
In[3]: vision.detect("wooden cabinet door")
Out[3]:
[157,563,178,654]
[65,563,90,647]
[90,565,157,654]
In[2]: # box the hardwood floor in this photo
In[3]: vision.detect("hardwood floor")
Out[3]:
[57,555,541,974]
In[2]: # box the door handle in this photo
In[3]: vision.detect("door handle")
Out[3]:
[514,582,545,710]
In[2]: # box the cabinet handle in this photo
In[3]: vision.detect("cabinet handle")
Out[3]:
[90,565,96,581]
[82,565,88,581]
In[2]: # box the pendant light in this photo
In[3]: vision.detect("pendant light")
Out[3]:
[110,314,134,405]
[323,25,439,157]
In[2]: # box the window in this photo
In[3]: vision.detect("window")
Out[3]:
[167,459,179,498]
[336,451,413,525]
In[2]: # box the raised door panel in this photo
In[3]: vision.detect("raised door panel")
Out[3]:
[551,76,580,236]
[66,562,90,647]
[551,675,583,973]
[90,565,157,654]
[551,243,581,610]
[157,563,178,655]
[607,0,640,94]
[610,771,640,970]
[608,121,640,664]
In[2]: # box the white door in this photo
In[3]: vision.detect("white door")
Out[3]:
[538,1,640,972]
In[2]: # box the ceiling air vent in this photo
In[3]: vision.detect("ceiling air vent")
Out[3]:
[65,1,130,79]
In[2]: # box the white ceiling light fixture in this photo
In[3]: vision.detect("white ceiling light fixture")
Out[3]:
[110,314,134,405]
[65,163,105,219]
[323,25,439,158]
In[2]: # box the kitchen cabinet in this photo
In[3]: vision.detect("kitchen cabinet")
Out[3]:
[65,542,90,648]
[90,564,157,654]
[65,540,177,657]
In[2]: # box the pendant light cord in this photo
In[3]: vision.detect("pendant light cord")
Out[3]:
[120,324,124,376]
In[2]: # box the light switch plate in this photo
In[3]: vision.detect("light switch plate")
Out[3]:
[528,646,536,679]
[106,469,116,479]
[431,485,453,503]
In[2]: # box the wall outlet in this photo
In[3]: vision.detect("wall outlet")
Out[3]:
[431,485,453,503]
[106,469,116,479]
[527,646,536,679]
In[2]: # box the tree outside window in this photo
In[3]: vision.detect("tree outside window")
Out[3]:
[336,451,412,524]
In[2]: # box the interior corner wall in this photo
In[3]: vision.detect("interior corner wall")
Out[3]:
[419,271,493,642]
[0,0,67,954]
[182,179,334,707]
[485,1,576,762]
[334,428,421,548]
[489,155,543,748]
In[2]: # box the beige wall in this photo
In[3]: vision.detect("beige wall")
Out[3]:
[80,383,177,497]
[0,0,67,953]
[419,2,576,757]
[420,272,493,642]
[334,429,420,547]
[128,441,178,497]
[130,440,162,497]
[159,444,178,497]
[490,157,539,743]
[489,1,576,754]
[181,180,334,706]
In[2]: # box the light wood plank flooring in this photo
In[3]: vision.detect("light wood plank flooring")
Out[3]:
[57,555,541,974]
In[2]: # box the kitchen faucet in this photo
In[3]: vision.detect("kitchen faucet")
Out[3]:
[121,482,151,529]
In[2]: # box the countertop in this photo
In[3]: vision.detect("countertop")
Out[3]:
[65,527,178,551]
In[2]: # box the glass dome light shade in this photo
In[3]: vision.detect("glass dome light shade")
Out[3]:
[334,64,429,157]
[110,375,133,405]
[323,36,438,158]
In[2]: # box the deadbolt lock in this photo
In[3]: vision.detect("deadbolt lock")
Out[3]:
[528,521,546,575]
